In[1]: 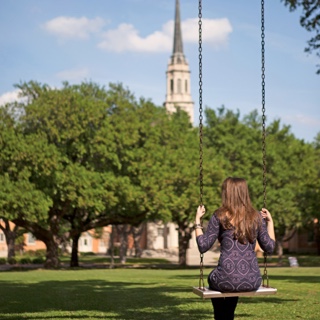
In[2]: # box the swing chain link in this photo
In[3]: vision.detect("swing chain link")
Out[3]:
[199,252,205,289]
[261,0,269,288]
[263,253,269,287]
[261,0,266,209]
[198,0,205,291]
[198,0,203,207]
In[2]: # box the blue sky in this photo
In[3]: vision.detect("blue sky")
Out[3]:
[0,0,319,142]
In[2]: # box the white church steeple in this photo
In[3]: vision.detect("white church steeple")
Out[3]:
[164,0,194,123]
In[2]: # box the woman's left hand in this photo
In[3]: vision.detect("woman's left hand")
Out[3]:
[196,205,206,222]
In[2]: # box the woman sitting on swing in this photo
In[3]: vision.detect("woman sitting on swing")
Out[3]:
[195,177,275,320]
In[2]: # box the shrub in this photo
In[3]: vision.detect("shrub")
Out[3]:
[80,252,96,256]
[0,258,6,265]
[19,257,32,264]
[35,249,46,257]
[32,257,45,264]
[26,250,37,257]
[7,257,17,265]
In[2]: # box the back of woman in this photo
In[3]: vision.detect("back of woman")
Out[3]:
[194,177,276,320]
[209,213,265,292]
[195,177,275,292]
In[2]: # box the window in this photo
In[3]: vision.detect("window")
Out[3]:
[185,79,188,93]
[157,228,164,237]
[84,239,88,246]
[0,232,4,243]
[170,79,174,93]
[28,233,36,245]
[99,239,106,248]
[177,79,182,94]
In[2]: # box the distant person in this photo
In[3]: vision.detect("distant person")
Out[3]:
[194,177,275,320]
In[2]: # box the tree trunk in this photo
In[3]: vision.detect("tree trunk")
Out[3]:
[0,218,18,260]
[44,239,60,268]
[6,232,16,259]
[313,220,320,255]
[178,225,192,267]
[163,223,168,249]
[132,224,144,258]
[109,226,115,268]
[12,214,62,268]
[277,240,284,266]
[70,233,81,267]
[116,224,131,264]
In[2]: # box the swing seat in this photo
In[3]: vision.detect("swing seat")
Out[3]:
[193,286,277,299]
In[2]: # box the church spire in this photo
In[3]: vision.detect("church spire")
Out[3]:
[164,0,194,123]
[173,0,184,55]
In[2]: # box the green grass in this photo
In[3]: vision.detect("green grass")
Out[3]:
[0,265,319,320]
[258,254,320,267]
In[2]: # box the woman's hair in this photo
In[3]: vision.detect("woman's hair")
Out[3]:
[216,177,261,244]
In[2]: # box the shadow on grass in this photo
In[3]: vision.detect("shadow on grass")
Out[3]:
[0,279,212,320]
[240,296,298,304]
[0,263,199,272]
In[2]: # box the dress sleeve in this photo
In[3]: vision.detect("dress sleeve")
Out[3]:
[196,213,220,254]
[257,214,276,254]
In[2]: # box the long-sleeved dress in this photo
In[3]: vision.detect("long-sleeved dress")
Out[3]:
[196,212,275,292]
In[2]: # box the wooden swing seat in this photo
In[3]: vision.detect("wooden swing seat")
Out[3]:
[193,286,277,299]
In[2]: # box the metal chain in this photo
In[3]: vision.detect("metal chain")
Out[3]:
[198,0,203,207]
[198,0,205,290]
[261,0,266,209]
[261,0,269,288]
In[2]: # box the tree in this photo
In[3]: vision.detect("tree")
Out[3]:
[282,0,320,74]
[0,106,56,266]
[264,120,318,258]
[298,132,320,254]
[0,81,120,267]
[1,81,178,267]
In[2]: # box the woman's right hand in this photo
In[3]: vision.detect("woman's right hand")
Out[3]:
[261,208,273,222]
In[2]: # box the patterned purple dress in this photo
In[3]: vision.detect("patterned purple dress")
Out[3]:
[196,212,275,292]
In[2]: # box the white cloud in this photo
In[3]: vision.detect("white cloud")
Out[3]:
[56,67,90,81]
[182,18,233,49]
[98,23,172,53]
[0,90,21,106]
[43,16,105,40]
[98,18,232,53]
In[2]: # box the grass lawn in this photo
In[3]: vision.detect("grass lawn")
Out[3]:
[0,263,319,319]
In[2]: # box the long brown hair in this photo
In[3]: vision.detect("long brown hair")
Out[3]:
[216,177,261,244]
